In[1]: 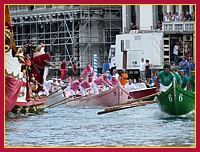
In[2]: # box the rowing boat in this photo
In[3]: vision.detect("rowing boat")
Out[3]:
[157,79,195,115]
[46,88,71,106]
[65,82,129,107]
[128,83,156,100]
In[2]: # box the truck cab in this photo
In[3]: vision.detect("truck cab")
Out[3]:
[108,31,164,81]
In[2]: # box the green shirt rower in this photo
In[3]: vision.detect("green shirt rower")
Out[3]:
[188,70,195,92]
[156,64,175,92]
[178,69,189,90]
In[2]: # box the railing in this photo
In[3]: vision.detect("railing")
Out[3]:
[162,21,195,31]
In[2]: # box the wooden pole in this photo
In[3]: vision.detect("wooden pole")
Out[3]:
[104,92,159,111]
[97,100,157,115]
[47,96,84,108]
[46,88,62,98]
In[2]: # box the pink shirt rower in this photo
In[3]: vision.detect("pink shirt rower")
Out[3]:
[94,75,111,86]
[80,79,91,89]
[80,63,94,78]
[110,76,118,86]
[70,80,80,91]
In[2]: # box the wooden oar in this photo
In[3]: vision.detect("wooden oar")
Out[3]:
[46,96,69,108]
[97,100,157,115]
[46,88,62,98]
[48,96,84,108]
[106,92,159,110]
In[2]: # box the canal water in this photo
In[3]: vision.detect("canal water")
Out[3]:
[5,103,195,147]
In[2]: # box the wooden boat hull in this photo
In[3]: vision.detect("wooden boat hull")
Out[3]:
[66,83,129,107]
[46,89,70,106]
[157,83,195,115]
[129,87,156,100]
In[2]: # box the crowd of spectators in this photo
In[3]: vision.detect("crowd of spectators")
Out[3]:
[163,11,195,22]
[156,11,195,30]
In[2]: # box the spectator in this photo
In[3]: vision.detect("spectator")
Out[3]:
[110,63,116,75]
[173,42,181,65]
[188,58,195,76]
[102,59,109,74]
[130,22,137,30]
[185,12,192,21]
[145,59,151,84]
[168,12,172,21]
[113,69,119,79]
[106,70,112,80]
[180,12,185,21]
[59,58,67,80]
[150,73,157,87]
[163,12,168,21]
[119,69,128,87]
[191,12,195,21]
[125,79,136,91]
[174,12,180,21]
[179,57,187,75]
[139,57,146,81]
[156,20,162,30]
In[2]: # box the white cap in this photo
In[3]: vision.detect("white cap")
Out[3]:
[52,77,57,81]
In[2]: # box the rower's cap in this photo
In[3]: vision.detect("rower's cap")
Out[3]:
[52,77,57,81]
[103,73,108,77]
[178,69,184,72]
[112,76,116,78]
[89,76,93,79]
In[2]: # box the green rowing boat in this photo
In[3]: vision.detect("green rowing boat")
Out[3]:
[157,79,195,115]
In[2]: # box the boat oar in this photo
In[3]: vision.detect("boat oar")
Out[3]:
[97,100,157,115]
[109,92,160,110]
[46,96,69,108]
[48,96,84,108]
[46,88,62,98]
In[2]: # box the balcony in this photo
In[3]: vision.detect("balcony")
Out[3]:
[162,21,195,32]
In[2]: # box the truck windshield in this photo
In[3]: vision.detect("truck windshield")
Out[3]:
[110,48,115,57]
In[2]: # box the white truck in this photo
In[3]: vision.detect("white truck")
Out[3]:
[108,31,164,80]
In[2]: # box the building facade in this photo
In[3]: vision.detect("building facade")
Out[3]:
[9,5,195,77]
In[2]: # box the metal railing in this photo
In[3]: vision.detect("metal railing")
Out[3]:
[162,21,195,31]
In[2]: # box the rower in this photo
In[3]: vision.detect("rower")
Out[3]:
[155,64,175,92]
[178,69,189,90]
[79,77,93,97]
[91,73,113,95]
[69,77,83,98]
